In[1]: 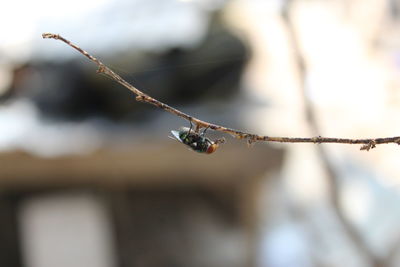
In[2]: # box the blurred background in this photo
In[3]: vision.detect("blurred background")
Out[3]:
[1,0,400,266]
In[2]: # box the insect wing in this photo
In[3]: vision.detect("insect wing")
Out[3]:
[169,130,183,143]
[170,130,197,153]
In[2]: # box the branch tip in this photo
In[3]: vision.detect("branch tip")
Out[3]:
[42,33,58,39]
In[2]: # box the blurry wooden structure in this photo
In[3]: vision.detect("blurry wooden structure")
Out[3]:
[0,138,284,267]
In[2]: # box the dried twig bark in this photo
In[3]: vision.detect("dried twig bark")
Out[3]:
[42,33,400,150]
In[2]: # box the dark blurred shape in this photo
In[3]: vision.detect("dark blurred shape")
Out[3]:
[0,140,284,267]
[3,61,113,120]
[0,194,22,267]
[0,5,273,267]
[111,188,240,267]
[2,12,248,122]
[390,0,400,20]
[130,14,248,105]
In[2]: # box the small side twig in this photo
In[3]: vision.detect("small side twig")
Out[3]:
[360,140,377,151]
[42,33,400,150]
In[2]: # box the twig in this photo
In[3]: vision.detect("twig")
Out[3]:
[42,33,400,150]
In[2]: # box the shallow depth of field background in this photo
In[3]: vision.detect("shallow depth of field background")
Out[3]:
[1,0,400,267]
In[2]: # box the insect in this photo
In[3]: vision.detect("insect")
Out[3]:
[170,124,224,154]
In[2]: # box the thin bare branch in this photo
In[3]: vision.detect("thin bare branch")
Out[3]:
[42,33,400,150]
[281,1,385,266]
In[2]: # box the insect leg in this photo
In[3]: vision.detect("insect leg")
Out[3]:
[188,120,193,134]
[201,126,209,137]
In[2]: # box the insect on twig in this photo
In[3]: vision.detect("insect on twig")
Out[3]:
[42,33,400,152]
